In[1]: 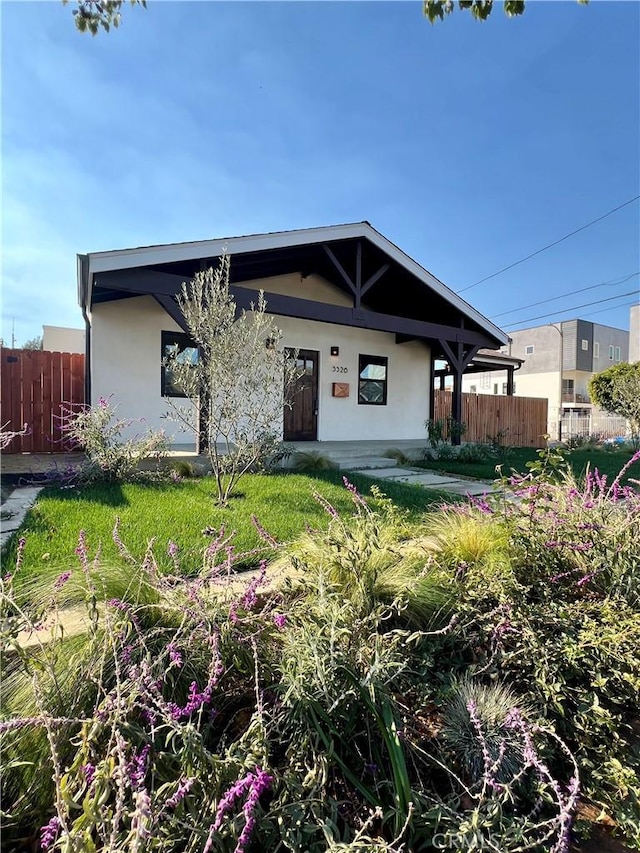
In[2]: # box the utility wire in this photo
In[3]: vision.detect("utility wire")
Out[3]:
[502,289,639,330]
[458,194,640,294]
[490,271,639,320]
[571,298,640,322]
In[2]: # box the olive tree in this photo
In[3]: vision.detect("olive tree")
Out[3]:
[164,256,300,506]
[588,362,640,450]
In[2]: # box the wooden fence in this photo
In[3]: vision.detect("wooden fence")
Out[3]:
[433,390,548,448]
[0,348,85,453]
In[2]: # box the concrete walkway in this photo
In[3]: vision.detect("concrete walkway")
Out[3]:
[349,465,495,498]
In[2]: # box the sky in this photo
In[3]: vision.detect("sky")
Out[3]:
[1,0,639,347]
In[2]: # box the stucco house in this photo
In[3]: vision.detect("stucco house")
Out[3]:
[77,223,508,449]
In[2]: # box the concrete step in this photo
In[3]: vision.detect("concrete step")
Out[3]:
[335,456,398,470]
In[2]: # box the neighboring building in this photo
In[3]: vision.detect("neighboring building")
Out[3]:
[462,317,631,439]
[630,305,640,364]
[42,325,85,354]
[77,222,508,449]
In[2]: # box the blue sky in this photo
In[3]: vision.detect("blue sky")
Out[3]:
[2,0,639,347]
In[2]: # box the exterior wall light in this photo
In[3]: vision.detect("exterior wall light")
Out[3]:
[330,346,339,357]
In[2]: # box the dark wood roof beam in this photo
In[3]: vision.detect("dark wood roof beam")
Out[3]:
[93,269,500,349]
[361,261,391,300]
[153,294,189,333]
[322,243,356,300]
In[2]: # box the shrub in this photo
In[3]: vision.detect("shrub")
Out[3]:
[5,464,640,850]
[457,443,492,464]
[439,677,529,784]
[291,449,338,472]
[383,447,412,465]
[60,397,168,483]
[426,417,467,449]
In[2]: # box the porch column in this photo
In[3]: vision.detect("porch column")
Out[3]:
[506,366,515,396]
[429,358,435,423]
[438,339,481,446]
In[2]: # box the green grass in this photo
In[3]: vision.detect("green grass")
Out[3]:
[417,445,640,484]
[4,471,454,581]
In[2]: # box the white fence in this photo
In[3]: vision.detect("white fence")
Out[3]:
[561,412,628,441]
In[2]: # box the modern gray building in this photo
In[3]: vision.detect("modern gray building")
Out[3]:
[462,315,633,439]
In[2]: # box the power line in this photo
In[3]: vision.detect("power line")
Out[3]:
[571,298,639,322]
[490,271,639,320]
[502,289,639,330]
[458,194,640,294]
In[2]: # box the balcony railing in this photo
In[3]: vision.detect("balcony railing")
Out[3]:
[561,392,591,404]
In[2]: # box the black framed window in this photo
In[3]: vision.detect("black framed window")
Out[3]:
[161,331,198,397]
[358,354,388,405]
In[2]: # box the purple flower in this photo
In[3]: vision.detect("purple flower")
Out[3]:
[112,516,135,563]
[40,816,61,850]
[53,571,71,590]
[343,475,369,510]
[273,613,287,630]
[251,514,278,547]
[107,598,140,630]
[167,540,179,558]
[75,530,89,573]
[205,767,273,853]
[15,536,26,574]
[167,642,183,668]
[127,744,150,790]
[312,490,339,519]
[240,561,267,610]
[82,763,96,787]
[98,396,109,409]
[165,776,195,810]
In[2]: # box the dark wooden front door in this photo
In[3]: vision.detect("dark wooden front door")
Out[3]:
[284,349,318,441]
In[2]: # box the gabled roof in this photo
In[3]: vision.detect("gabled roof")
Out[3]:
[79,222,507,346]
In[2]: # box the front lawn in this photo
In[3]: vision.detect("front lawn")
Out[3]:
[416,445,640,484]
[4,471,453,580]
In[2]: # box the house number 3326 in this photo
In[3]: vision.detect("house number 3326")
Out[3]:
[332,365,348,374]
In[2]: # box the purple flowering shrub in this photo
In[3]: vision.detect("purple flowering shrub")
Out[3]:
[438,448,640,843]
[4,465,639,850]
[504,448,640,602]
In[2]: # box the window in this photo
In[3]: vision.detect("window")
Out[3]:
[609,345,615,360]
[615,346,621,362]
[358,354,388,405]
[470,384,477,393]
[525,345,534,355]
[493,383,499,395]
[594,342,600,358]
[161,331,198,397]
[581,339,589,351]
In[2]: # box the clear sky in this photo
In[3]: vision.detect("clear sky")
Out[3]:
[2,0,639,347]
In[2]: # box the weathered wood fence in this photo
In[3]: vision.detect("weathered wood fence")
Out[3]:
[0,348,85,453]
[434,390,548,448]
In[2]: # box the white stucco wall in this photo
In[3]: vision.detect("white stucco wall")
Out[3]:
[275,316,430,440]
[90,277,431,446]
[91,296,197,446]
[244,272,354,307]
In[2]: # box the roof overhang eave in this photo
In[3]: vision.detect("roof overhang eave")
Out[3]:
[81,222,508,345]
